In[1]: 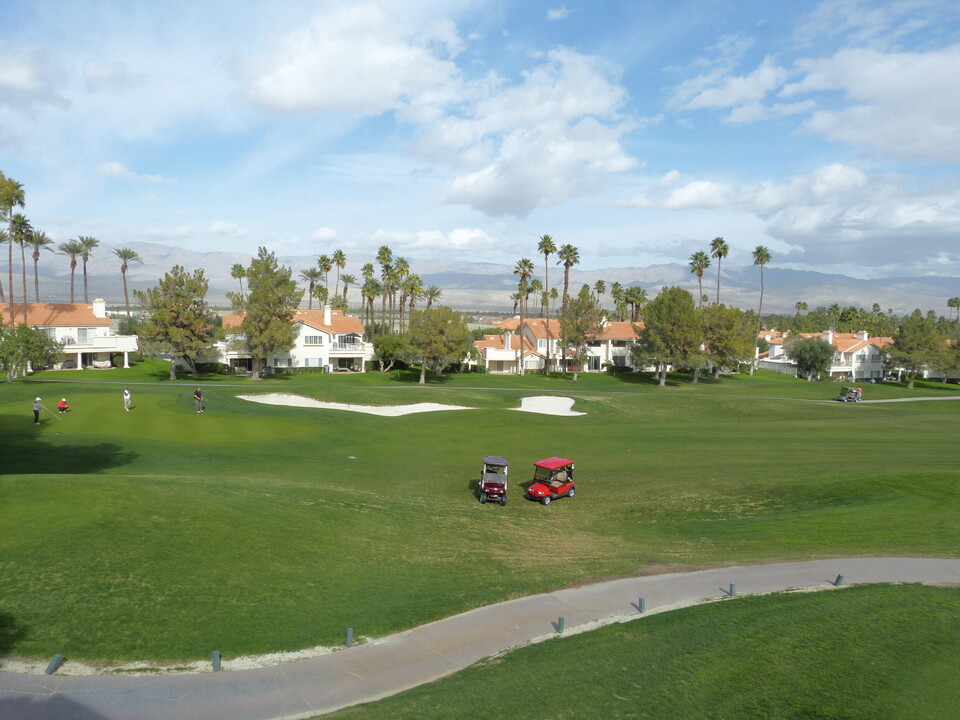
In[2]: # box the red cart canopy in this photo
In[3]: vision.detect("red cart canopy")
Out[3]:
[533,457,573,469]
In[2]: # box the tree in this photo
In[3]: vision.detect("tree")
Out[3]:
[134,266,215,381]
[0,322,63,380]
[112,247,142,317]
[372,332,409,373]
[231,263,247,303]
[340,273,356,305]
[513,257,535,374]
[407,306,470,384]
[404,273,424,326]
[299,267,322,310]
[317,254,333,294]
[361,277,381,331]
[376,245,392,336]
[611,282,626,321]
[77,235,99,303]
[11,213,32,323]
[238,247,304,379]
[786,337,835,381]
[624,286,648,322]
[688,251,711,307]
[795,301,808,316]
[424,284,442,310]
[538,235,557,369]
[331,249,346,298]
[556,243,580,314]
[26,229,54,302]
[635,286,704,386]
[0,172,25,311]
[58,240,84,303]
[888,310,947,388]
[593,279,606,304]
[710,236,728,305]
[701,303,755,375]
[751,245,772,374]
[559,285,602,381]
[948,297,960,326]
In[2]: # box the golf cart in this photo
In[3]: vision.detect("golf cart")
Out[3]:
[479,455,508,505]
[835,386,862,402]
[527,457,575,505]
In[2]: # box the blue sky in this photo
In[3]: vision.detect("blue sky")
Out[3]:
[1,0,958,279]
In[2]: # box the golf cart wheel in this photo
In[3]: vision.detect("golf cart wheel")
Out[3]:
[479,492,487,504]
[500,496,506,506]
[541,496,551,505]
[567,487,575,497]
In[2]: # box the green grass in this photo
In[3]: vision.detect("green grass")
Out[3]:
[326,584,960,720]
[1,361,958,663]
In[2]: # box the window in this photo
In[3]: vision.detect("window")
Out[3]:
[273,357,292,368]
[538,339,546,349]
[303,335,324,345]
[78,328,92,344]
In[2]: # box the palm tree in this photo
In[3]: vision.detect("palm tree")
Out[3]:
[394,257,410,332]
[300,267,323,309]
[556,244,580,315]
[948,297,960,326]
[688,250,711,307]
[514,258,535,375]
[795,301,808,316]
[340,273,356,307]
[26,229,54,302]
[112,247,142,317]
[317,254,332,293]
[593,279,606,304]
[625,286,648,322]
[58,240,84,303]
[77,235,99,303]
[710,236,728,305]
[752,245,772,374]
[376,245,392,336]
[12,213,32,323]
[537,234,557,371]
[611,282,625,321]
[0,173,26,311]
[331,249,346,298]
[424,284,442,310]
[362,278,381,331]
[230,263,247,303]
[404,273,424,327]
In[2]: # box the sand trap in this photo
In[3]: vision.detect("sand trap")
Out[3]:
[513,395,585,416]
[237,393,474,416]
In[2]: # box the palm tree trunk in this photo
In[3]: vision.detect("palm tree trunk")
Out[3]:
[70,267,76,303]
[33,257,40,302]
[122,269,131,317]
[20,242,28,323]
[83,261,89,303]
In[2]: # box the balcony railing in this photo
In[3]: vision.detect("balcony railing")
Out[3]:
[330,342,367,352]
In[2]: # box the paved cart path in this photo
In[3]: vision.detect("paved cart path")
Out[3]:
[2,557,959,720]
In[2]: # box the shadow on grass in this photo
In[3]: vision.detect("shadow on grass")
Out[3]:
[0,413,137,475]
[0,610,28,655]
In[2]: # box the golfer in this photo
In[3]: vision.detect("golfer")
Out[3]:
[33,397,41,424]
[194,386,204,413]
[123,388,131,411]
[58,398,69,413]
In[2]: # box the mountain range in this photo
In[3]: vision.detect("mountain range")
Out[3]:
[7,241,959,318]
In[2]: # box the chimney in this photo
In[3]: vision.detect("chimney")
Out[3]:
[857,330,869,341]
[323,304,332,326]
[93,298,107,318]
[504,332,511,350]
[822,330,834,344]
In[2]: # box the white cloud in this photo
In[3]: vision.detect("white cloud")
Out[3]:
[211,221,249,237]
[547,6,571,21]
[372,227,498,252]
[0,48,69,108]
[96,161,173,184]
[312,227,338,241]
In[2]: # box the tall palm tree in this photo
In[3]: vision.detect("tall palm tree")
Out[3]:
[625,286,648,322]
[688,250,711,307]
[12,213,32,323]
[514,258,535,375]
[300,267,322,309]
[710,237,728,305]
[58,240,84,303]
[112,247,142,317]
[376,245,392,336]
[752,245,772,373]
[948,297,960,326]
[231,263,247,303]
[331,249,346,298]
[394,257,410,331]
[26,229,54,302]
[404,273,424,328]
[317,254,332,293]
[556,244,580,315]
[611,281,625,321]
[0,173,26,311]
[362,278,381,331]
[593,279,606,304]
[340,273,356,307]
[537,234,557,372]
[77,235,99,303]
[424,284,442,310]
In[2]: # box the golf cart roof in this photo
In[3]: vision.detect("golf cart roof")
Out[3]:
[533,457,573,469]
[483,456,508,466]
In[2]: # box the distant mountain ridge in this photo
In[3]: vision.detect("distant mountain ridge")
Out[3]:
[9,241,958,317]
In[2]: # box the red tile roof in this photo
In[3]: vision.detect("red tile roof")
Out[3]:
[1,303,112,328]
[223,308,364,334]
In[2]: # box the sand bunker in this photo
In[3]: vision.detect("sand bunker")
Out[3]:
[513,395,585,416]
[237,393,473,416]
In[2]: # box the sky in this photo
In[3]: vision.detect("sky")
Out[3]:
[1,0,959,279]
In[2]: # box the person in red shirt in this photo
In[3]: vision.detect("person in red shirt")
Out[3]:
[57,398,69,413]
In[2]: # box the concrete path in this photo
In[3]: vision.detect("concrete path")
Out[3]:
[2,557,958,720]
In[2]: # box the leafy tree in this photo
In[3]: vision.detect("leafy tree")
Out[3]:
[635,286,703,386]
[133,266,215,380]
[688,251,711,307]
[237,247,303,379]
[77,235,99,303]
[373,332,410,373]
[26,229,55,302]
[58,240,83,303]
[710,236,728,305]
[407,306,470,384]
[888,310,948,388]
[786,337,835,381]
[112,247,142,317]
[701,303,755,375]
[559,285,603,381]
[0,320,62,380]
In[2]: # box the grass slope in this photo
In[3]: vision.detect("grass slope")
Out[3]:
[328,584,960,720]
[1,362,958,662]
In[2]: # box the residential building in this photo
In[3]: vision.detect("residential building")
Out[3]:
[759,329,893,380]
[2,299,138,369]
[217,305,374,372]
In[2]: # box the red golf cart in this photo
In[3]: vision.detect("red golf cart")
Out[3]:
[527,457,575,505]
[479,455,508,506]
